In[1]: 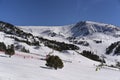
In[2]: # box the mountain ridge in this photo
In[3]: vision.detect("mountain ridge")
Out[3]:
[1,20,120,62]
[69,21,120,37]
[19,21,120,38]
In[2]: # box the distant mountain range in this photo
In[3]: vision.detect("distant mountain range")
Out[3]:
[1,20,120,63]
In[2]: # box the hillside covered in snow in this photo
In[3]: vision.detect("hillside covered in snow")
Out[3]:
[0,21,120,80]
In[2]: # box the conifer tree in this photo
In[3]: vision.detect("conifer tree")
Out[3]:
[5,44,15,57]
[46,55,64,70]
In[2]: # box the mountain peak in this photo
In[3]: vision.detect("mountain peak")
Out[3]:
[69,21,120,37]
[78,21,115,27]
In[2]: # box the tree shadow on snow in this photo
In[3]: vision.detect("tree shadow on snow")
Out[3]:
[0,55,8,58]
[40,66,53,70]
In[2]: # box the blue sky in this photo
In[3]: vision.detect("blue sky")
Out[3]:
[0,0,120,26]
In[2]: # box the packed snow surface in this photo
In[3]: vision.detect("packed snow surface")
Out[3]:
[0,51,120,80]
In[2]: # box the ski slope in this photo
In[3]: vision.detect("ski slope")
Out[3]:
[0,51,120,80]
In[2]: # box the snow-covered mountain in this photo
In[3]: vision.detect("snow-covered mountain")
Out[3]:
[1,20,120,60]
[20,21,120,37]
[0,21,120,80]
[20,21,120,61]
[70,21,120,37]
